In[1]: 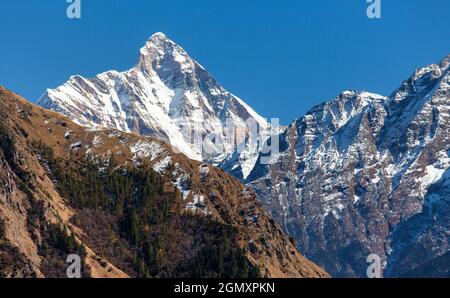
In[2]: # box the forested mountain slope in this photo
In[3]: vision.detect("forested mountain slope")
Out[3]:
[0,87,328,278]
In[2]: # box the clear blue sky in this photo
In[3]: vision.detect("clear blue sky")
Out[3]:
[1,0,449,124]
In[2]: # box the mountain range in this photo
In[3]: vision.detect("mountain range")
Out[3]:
[17,33,450,277]
[247,55,450,277]
[0,86,327,278]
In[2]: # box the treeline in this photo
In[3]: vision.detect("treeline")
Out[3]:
[32,140,260,278]
[175,220,260,278]
[0,125,89,277]
[27,198,89,278]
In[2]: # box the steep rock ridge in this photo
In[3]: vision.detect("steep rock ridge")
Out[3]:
[247,55,450,277]
[1,87,328,278]
[0,88,129,278]
[38,33,269,179]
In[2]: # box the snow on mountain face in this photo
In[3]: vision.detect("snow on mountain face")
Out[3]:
[38,33,269,176]
[247,55,450,277]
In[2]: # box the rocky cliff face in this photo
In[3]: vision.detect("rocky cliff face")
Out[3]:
[0,87,328,278]
[247,55,450,277]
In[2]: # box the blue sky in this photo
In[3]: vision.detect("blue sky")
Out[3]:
[1,0,449,124]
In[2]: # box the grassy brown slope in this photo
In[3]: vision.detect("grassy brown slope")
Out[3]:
[0,87,328,278]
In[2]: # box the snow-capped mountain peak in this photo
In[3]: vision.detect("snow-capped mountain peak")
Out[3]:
[246,54,450,277]
[38,33,269,172]
[137,32,200,75]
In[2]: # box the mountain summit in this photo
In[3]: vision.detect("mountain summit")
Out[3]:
[38,33,269,178]
[247,54,450,277]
